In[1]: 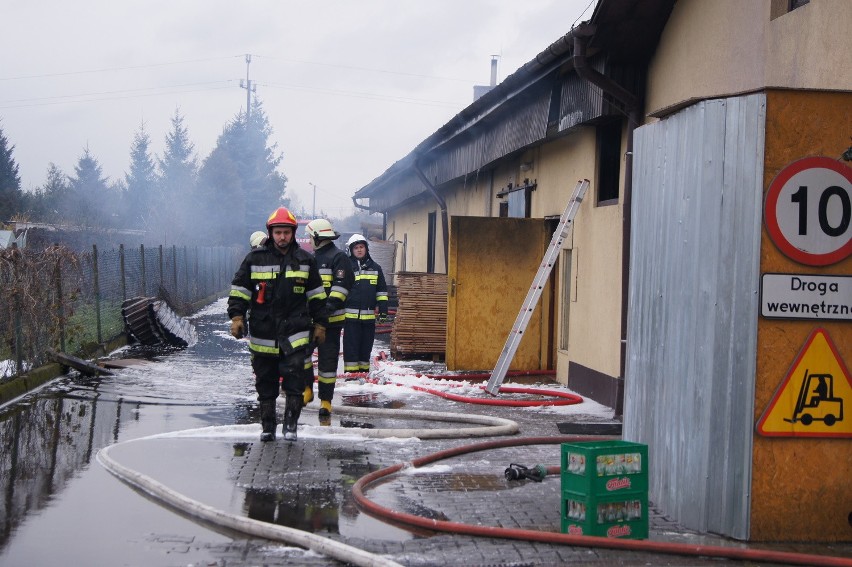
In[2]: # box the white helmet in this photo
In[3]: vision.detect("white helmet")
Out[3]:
[306,218,339,244]
[346,233,368,255]
[249,231,267,248]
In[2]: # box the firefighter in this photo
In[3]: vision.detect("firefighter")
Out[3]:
[228,206,328,442]
[303,218,354,419]
[343,234,388,373]
[249,230,267,249]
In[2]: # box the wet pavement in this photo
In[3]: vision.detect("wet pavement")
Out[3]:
[1,298,849,567]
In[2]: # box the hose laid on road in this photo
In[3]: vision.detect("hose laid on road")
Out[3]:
[96,406,519,567]
[301,404,519,438]
[351,436,852,567]
[97,439,404,567]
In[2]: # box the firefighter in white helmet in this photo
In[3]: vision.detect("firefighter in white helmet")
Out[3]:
[227,206,328,442]
[303,219,354,420]
[343,234,388,373]
[249,230,267,249]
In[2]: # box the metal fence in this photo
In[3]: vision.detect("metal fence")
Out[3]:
[0,243,243,380]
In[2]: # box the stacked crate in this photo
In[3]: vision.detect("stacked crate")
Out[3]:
[560,440,649,539]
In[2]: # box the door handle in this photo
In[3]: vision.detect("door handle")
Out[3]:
[451,279,459,297]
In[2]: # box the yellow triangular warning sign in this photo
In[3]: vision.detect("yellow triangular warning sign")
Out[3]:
[757,328,852,437]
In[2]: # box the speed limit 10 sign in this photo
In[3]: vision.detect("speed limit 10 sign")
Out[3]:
[764,156,852,266]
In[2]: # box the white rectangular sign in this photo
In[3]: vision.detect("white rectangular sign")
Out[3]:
[761,273,852,320]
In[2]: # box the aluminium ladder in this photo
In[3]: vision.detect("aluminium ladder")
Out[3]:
[484,179,590,396]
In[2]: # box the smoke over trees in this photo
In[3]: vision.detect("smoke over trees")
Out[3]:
[2,97,296,247]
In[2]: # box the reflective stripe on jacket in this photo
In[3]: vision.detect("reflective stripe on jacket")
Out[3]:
[345,254,388,320]
[227,241,327,356]
[313,242,354,327]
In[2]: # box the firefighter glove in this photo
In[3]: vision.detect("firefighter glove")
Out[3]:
[313,323,326,345]
[377,313,389,324]
[230,316,246,339]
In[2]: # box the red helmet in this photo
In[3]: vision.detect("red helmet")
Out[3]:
[266,207,298,234]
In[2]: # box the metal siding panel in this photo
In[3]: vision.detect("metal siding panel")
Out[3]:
[625,93,764,540]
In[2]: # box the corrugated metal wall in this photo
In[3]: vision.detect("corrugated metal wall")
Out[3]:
[624,93,766,540]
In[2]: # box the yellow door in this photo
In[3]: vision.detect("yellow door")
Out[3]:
[446,216,551,371]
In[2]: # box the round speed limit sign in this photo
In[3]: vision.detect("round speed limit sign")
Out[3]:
[764,156,852,266]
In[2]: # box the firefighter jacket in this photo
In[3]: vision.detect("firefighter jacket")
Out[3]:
[228,241,328,357]
[345,253,388,321]
[313,241,355,328]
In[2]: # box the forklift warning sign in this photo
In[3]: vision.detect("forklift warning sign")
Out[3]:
[757,328,852,438]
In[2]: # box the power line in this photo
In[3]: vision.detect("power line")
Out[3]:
[0,82,235,109]
[260,81,461,108]
[252,53,475,84]
[0,56,241,82]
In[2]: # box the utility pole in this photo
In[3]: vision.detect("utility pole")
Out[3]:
[309,182,317,218]
[240,54,256,119]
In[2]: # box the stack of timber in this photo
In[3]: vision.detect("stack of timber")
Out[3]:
[390,272,447,360]
[122,296,198,348]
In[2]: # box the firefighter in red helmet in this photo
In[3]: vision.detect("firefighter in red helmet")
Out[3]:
[227,206,328,442]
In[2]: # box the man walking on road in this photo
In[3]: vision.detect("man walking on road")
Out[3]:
[343,234,389,374]
[228,206,328,442]
[303,218,354,420]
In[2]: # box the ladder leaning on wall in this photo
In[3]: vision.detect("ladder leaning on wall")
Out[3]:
[484,179,590,396]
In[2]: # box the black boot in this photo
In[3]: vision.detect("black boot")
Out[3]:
[283,394,302,441]
[260,400,277,442]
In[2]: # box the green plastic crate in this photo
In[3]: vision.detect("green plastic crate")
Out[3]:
[561,440,648,496]
[561,491,649,539]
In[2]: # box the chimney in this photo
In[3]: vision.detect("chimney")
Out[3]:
[473,55,501,102]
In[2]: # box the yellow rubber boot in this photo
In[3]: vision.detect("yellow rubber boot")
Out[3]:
[319,400,332,417]
[303,385,314,407]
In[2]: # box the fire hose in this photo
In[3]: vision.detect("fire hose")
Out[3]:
[351,436,852,567]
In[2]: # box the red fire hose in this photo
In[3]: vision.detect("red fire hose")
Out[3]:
[352,436,852,567]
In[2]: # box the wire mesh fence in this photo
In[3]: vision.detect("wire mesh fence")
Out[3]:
[0,243,243,380]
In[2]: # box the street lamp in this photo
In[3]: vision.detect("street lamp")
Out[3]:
[308,182,316,218]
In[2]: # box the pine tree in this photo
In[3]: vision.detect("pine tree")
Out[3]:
[68,147,110,227]
[0,125,23,225]
[214,99,288,242]
[156,109,197,243]
[27,163,68,222]
[124,123,157,229]
[196,143,243,245]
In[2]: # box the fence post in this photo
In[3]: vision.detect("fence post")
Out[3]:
[119,244,126,302]
[140,244,146,296]
[55,254,66,352]
[172,244,178,300]
[183,246,189,304]
[93,244,102,344]
[12,244,23,376]
[158,244,164,293]
[195,246,200,297]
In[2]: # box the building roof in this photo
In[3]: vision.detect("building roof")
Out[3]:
[352,0,674,210]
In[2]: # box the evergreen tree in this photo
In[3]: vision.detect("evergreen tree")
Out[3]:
[68,147,111,227]
[215,99,288,242]
[124,122,157,229]
[156,109,197,243]
[0,125,23,225]
[196,143,243,245]
[26,163,68,222]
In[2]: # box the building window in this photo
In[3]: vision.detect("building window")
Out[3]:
[771,0,809,19]
[426,211,436,273]
[597,119,622,204]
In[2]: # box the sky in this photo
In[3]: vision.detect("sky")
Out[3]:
[0,0,596,219]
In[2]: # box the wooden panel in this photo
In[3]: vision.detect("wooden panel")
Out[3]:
[447,216,548,371]
[751,89,852,542]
